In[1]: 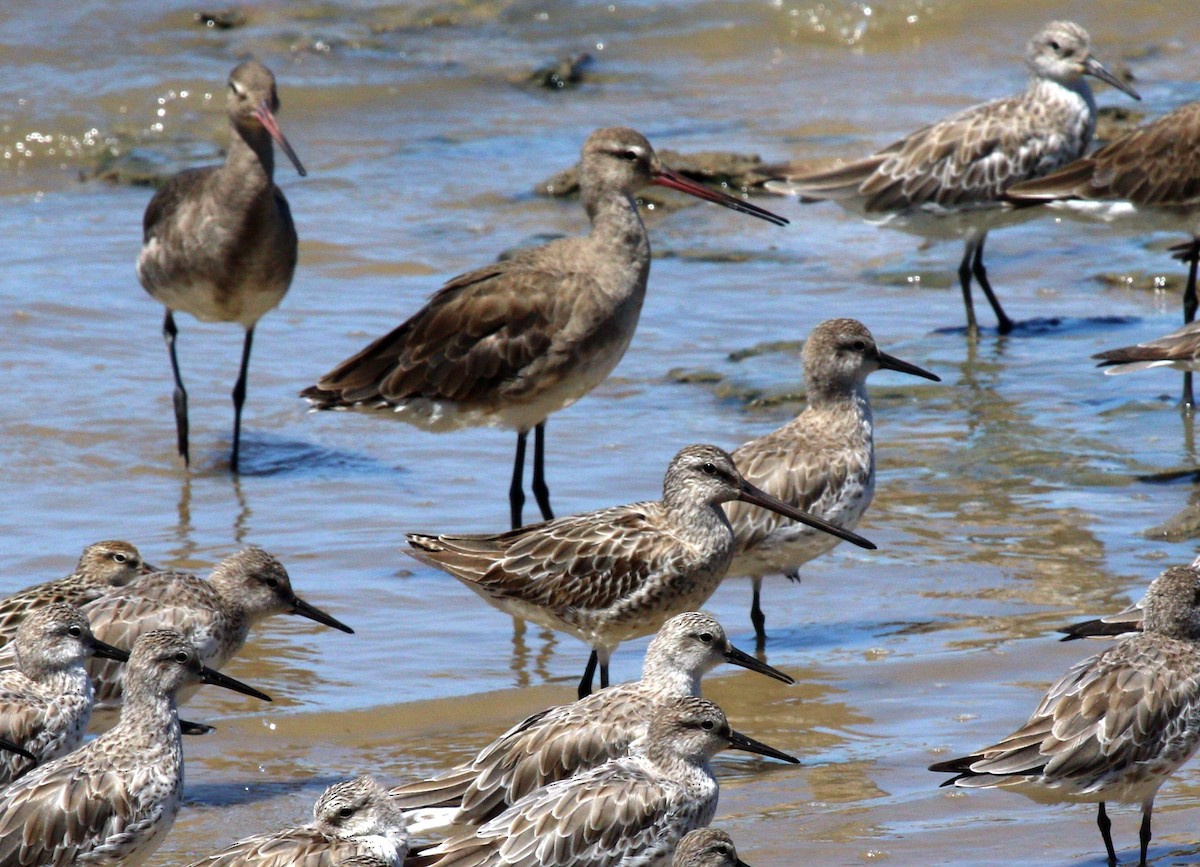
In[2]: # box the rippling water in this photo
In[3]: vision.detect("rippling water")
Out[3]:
[4,0,1200,863]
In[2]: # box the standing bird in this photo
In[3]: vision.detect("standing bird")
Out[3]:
[187,776,408,867]
[672,829,749,867]
[390,612,792,829]
[724,319,939,646]
[0,629,270,866]
[765,21,1138,335]
[0,540,156,648]
[0,603,128,785]
[929,563,1200,867]
[60,546,352,708]
[1009,101,1200,403]
[410,697,797,867]
[302,126,788,529]
[137,60,307,472]
[407,444,874,698]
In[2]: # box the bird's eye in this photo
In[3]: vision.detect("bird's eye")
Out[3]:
[851,340,867,352]
[701,462,717,475]
[174,651,190,664]
[701,720,715,730]
[338,807,354,819]
[716,846,731,856]
[620,150,640,162]
[67,626,83,638]
[112,552,127,563]
[698,632,713,643]
[1048,40,1060,51]
[265,577,279,589]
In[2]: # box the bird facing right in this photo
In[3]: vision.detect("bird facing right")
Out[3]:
[764,21,1139,335]
[724,318,939,646]
[929,562,1200,867]
[671,829,750,867]
[187,775,408,867]
[409,696,798,867]
[406,443,874,699]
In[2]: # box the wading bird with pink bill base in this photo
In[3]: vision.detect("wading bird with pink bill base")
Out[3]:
[302,127,788,530]
[138,60,306,472]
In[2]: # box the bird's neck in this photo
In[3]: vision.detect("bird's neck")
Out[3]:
[222,125,276,199]
[1028,75,1097,133]
[640,658,703,697]
[585,187,651,260]
[115,685,183,748]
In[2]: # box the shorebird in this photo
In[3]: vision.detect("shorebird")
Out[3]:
[764,21,1139,336]
[302,126,788,529]
[138,60,306,472]
[1008,101,1200,403]
[724,319,939,646]
[389,611,792,828]
[187,776,408,867]
[0,629,270,866]
[929,563,1200,867]
[672,829,749,867]
[0,540,156,648]
[410,696,797,867]
[0,603,128,785]
[60,546,352,707]
[406,444,874,698]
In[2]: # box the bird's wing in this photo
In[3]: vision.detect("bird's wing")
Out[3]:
[186,829,350,867]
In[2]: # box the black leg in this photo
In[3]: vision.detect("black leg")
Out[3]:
[751,576,767,649]
[230,326,254,474]
[1097,802,1117,865]
[1182,241,1198,408]
[957,241,979,338]
[599,659,609,690]
[578,650,598,699]
[163,311,190,466]
[531,421,554,521]
[971,233,1014,334]
[509,430,529,530]
[1139,803,1152,867]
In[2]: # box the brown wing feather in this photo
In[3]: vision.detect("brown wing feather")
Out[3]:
[187,829,356,867]
[1094,321,1200,366]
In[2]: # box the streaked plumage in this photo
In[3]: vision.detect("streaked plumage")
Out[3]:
[724,319,939,645]
[390,612,792,829]
[406,444,873,698]
[410,696,798,867]
[671,829,749,867]
[1092,319,1200,382]
[138,60,306,471]
[930,563,1200,867]
[188,776,408,867]
[765,21,1138,335]
[1009,100,1200,402]
[302,127,787,530]
[0,603,128,784]
[0,540,155,649]
[0,629,269,866]
[28,547,353,708]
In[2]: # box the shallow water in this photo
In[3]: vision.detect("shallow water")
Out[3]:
[3,0,1200,863]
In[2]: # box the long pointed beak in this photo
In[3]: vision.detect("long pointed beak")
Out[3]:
[723,643,794,684]
[0,738,35,763]
[255,101,308,176]
[737,479,876,551]
[89,637,130,663]
[291,596,355,634]
[139,560,159,575]
[652,167,789,226]
[1084,56,1141,100]
[876,350,941,382]
[725,726,800,764]
[735,858,753,867]
[198,664,272,702]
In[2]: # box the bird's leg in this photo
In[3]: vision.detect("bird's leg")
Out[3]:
[599,657,610,690]
[971,233,1014,334]
[532,421,554,521]
[1181,239,1199,408]
[578,650,598,699]
[1138,802,1153,867]
[509,429,529,529]
[230,326,254,473]
[957,241,979,339]
[751,576,767,650]
[1097,802,1117,866]
[163,311,190,466]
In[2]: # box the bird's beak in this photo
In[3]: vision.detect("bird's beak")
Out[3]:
[652,166,789,226]
[876,350,941,382]
[736,478,876,550]
[291,596,355,634]
[1083,56,1141,100]
[89,637,130,663]
[723,642,794,684]
[725,726,801,764]
[198,664,272,702]
[254,100,308,176]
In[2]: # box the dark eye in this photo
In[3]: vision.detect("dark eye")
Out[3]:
[112,553,127,563]
[620,150,639,162]
[67,626,83,638]
[265,577,279,589]
[698,632,713,643]
[701,462,717,475]
[701,720,715,731]
[716,846,731,856]
[1048,40,1060,50]
[338,807,354,819]
[851,340,867,352]
[174,651,189,664]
